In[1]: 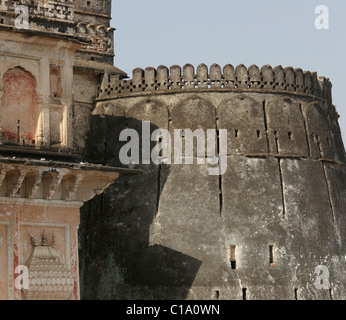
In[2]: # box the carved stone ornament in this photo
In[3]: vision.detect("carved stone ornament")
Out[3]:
[22,230,74,300]
[0,159,139,204]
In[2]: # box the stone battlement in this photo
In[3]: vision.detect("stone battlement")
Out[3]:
[98,63,332,103]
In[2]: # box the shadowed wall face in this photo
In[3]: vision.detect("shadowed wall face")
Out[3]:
[79,115,202,300]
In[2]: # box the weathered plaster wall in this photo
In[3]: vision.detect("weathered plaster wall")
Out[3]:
[2,67,37,144]
[72,70,100,153]
[0,30,79,149]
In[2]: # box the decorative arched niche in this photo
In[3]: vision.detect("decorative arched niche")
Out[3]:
[1,67,37,145]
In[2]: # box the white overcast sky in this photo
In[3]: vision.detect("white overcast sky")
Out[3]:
[111,0,346,143]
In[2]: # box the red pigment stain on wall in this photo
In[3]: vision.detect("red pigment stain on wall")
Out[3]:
[1,67,37,145]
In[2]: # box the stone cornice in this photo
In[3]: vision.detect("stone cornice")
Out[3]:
[0,157,141,203]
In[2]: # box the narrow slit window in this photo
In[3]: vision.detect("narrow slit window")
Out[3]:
[230,245,237,269]
[288,132,292,140]
[242,288,247,300]
[17,120,20,143]
[269,245,275,266]
[235,129,238,138]
[294,288,299,300]
[274,134,279,153]
[257,130,261,138]
[158,137,163,157]
[214,290,220,300]
[49,64,62,98]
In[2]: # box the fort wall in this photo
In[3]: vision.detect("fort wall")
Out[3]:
[79,63,346,300]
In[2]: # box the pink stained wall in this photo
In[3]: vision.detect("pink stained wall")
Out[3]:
[1,67,37,145]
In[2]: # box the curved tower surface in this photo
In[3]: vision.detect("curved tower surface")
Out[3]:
[1,0,343,301]
[79,63,346,300]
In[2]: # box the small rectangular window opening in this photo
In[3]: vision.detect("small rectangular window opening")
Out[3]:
[230,245,237,269]
[269,245,275,266]
[242,288,247,300]
[294,288,299,300]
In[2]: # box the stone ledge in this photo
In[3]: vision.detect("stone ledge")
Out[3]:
[0,157,142,203]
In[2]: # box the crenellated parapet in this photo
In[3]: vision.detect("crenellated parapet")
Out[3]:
[98,63,332,103]
[91,63,345,166]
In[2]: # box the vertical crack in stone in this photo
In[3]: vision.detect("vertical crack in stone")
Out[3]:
[299,103,311,158]
[322,163,341,247]
[155,164,161,218]
[262,100,270,153]
[278,159,286,219]
[216,115,223,216]
[218,174,223,216]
